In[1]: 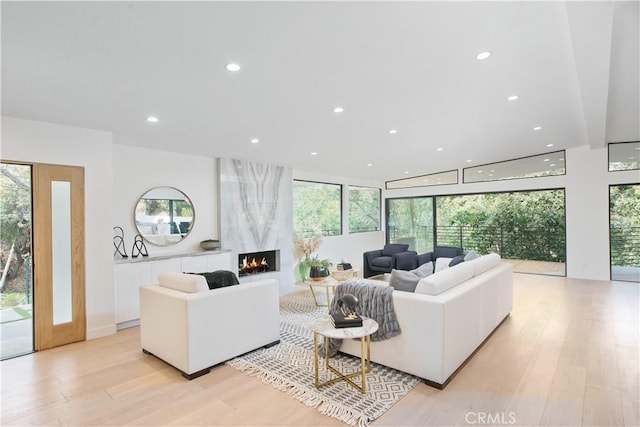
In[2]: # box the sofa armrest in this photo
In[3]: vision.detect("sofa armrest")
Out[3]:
[363,249,383,263]
[393,251,418,270]
[363,249,384,277]
[417,252,435,266]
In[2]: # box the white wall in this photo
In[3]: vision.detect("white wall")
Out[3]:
[293,169,386,273]
[383,145,639,281]
[112,144,218,256]
[1,116,115,339]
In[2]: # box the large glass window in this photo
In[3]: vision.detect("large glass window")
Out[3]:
[386,197,434,253]
[349,186,381,233]
[610,184,640,282]
[293,180,342,237]
[435,190,566,275]
[386,189,566,276]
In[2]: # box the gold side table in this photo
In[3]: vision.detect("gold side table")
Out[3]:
[309,316,379,394]
[305,277,339,308]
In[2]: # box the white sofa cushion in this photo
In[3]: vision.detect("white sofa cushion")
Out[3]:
[467,253,501,276]
[158,272,208,293]
[415,262,475,296]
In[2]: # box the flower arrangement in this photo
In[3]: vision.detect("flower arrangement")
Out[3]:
[293,233,330,281]
[293,233,323,261]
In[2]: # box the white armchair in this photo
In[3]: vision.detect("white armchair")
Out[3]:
[140,272,280,379]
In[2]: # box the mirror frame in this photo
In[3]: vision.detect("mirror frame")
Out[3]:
[133,186,195,246]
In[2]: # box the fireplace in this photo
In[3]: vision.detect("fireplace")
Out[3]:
[238,250,280,277]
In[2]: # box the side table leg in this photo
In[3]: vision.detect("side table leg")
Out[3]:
[325,286,331,309]
[325,336,330,369]
[361,336,366,393]
[314,332,319,387]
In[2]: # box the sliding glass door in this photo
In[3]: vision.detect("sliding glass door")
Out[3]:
[0,163,34,359]
[610,184,640,282]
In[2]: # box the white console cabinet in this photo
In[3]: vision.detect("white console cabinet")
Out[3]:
[114,250,232,328]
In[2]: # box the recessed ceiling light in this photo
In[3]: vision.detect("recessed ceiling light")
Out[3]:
[333,106,344,113]
[367,163,373,167]
[490,169,495,172]
[436,147,444,152]
[404,170,409,174]
[476,51,491,60]
[550,164,556,167]
[544,158,550,162]
[559,158,564,161]
[226,63,241,72]
[507,95,519,101]
[546,143,554,147]
[533,126,542,131]
[389,129,398,134]
[147,116,159,123]
[466,159,472,163]
[488,174,494,177]
[251,138,259,144]
[477,170,483,173]
[311,152,318,156]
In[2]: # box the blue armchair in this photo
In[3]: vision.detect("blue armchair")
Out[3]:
[363,244,417,278]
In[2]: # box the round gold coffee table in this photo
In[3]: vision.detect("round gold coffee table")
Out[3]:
[309,316,379,394]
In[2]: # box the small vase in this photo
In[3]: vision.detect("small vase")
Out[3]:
[298,262,310,282]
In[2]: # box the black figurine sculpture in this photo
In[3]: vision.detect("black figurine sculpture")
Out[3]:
[113,226,128,258]
[337,294,359,319]
[131,234,149,258]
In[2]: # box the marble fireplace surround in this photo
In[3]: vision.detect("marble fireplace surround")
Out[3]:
[219,159,295,293]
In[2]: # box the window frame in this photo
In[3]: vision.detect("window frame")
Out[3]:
[292,179,343,237]
[348,185,381,234]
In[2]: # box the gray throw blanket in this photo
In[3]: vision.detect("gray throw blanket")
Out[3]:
[320,280,400,357]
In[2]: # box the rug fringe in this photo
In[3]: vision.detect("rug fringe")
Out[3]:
[227,358,370,427]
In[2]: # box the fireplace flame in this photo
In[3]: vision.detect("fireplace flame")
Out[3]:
[241,256,269,274]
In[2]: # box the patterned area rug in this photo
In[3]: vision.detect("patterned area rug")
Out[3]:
[226,291,419,426]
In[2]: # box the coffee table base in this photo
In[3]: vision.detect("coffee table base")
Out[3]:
[313,333,371,393]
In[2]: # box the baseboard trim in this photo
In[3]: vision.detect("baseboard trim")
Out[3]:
[87,324,117,340]
[425,313,511,390]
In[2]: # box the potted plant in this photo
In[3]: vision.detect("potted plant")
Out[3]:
[303,255,333,281]
[293,233,323,282]
[200,239,221,250]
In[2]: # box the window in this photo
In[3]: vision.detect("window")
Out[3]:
[609,142,640,171]
[386,189,567,276]
[348,186,381,233]
[293,180,342,236]
[463,150,566,183]
[386,197,434,253]
[386,170,458,189]
[610,184,640,282]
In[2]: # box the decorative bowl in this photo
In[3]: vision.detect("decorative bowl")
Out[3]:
[200,241,221,250]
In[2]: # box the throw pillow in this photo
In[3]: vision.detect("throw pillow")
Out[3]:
[410,261,433,278]
[434,257,452,273]
[464,251,480,262]
[449,255,465,267]
[389,269,421,292]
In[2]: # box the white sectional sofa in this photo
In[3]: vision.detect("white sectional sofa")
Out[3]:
[140,272,280,379]
[339,253,513,388]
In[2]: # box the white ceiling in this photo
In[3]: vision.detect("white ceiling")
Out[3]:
[2,1,638,182]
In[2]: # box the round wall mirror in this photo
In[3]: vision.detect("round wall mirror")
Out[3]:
[134,186,195,246]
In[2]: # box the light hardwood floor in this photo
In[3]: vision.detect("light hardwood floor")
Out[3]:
[1,274,638,426]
